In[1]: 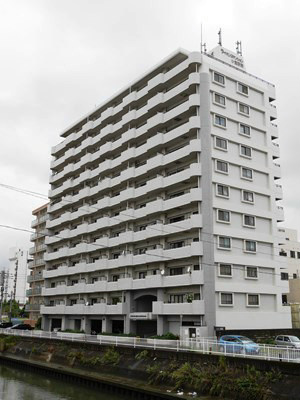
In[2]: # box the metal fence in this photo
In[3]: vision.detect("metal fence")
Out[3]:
[1,328,300,363]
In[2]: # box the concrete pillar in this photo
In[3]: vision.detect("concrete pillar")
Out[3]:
[157,316,167,335]
[61,316,67,331]
[41,316,50,331]
[82,317,91,334]
[102,317,112,333]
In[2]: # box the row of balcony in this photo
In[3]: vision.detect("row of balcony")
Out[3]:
[51,75,200,167]
[53,54,201,154]
[42,270,204,296]
[50,116,200,193]
[43,242,203,277]
[46,187,202,231]
[45,213,202,247]
[49,147,201,208]
[40,299,205,316]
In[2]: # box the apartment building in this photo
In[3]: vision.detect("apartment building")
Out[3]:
[27,203,48,321]
[41,44,291,337]
[279,227,300,304]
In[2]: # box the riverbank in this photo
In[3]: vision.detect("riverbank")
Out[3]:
[0,334,298,399]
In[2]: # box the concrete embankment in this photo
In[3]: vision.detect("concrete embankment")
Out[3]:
[0,334,300,400]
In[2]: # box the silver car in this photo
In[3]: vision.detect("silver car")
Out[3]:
[275,335,300,348]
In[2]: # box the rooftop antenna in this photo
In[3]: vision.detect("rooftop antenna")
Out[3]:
[236,41,243,56]
[200,23,207,53]
[218,28,222,46]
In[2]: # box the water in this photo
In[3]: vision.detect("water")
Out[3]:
[0,364,215,399]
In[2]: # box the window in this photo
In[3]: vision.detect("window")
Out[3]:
[242,190,254,204]
[240,145,252,158]
[239,123,251,137]
[218,236,231,250]
[281,272,288,280]
[139,271,146,279]
[214,114,227,128]
[298,252,300,259]
[241,167,253,180]
[279,250,287,257]
[217,209,230,223]
[238,103,250,115]
[170,267,183,276]
[216,184,229,198]
[213,72,225,85]
[237,82,249,95]
[169,294,184,303]
[216,160,228,174]
[247,294,260,307]
[244,240,257,253]
[243,214,256,228]
[214,93,226,106]
[169,241,184,249]
[215,137,228,151]
[246,266,258,279]
[293,273,297,279]
[169,215,185,223]
[290,251,296,258]
[220,292,233,306]
[219,264,232,277]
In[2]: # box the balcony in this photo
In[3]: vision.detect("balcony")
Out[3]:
[275,184,283,200]
[40,302,125,315]
[153,300,205,315]
[26,287,42,296]
[31,214,48,228]
[29,244,47,255]
[27,273,44,283]
[276,206,284,222]
[25,304,41,312]
[28,259,45,269]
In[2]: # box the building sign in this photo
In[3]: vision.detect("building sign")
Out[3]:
[129,312,153,320]
[209,46,245,70]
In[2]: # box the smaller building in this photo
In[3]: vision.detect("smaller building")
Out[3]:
[26,203,48,321]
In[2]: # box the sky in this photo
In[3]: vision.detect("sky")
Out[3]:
[0,0,300,268]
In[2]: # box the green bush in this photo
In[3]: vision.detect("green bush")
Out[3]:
[150,332,179,340]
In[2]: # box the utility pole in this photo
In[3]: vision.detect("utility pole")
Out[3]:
[0,271,5,322]
[8,291,13,322]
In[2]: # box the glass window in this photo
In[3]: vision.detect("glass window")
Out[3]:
[214,115,227,127]
[281,272,288,280]
[170,267,183,276]
[242,190,254,203]
[244,240,257,253]
[247,294,259,306]
[215,137,228,150]
[238,103,250,115]
[241,167,253,180]
[219,264,232,277]
[246,266,258,278]
[240,123,251,136]
[214,93,226,106]
[217,184,229,198]
[244,215,256,227]
[290,251,296,258]
[220,293,233,305]
[213,72,225,85]
[218,236,231,249]
[237,82,249,95]
[216,160,228,173]
[217,209,230,223]
[240,145,252,158]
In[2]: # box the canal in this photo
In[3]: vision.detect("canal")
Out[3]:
[0,363,215,400]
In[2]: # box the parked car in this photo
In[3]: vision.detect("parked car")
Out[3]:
[0,322,13,329]
[9,323,33,331]
[275,335,300,348]
[219,335,260,355]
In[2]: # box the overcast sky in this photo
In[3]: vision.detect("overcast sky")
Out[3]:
[0,0,299,268]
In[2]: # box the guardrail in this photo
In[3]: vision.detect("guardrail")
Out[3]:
[1,329,300,363]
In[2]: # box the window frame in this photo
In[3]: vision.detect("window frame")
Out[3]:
[213,92,226,107]
[245,266,259,280]
[239,123,251,137]
[216,184,230,199]
[215,136,228,151]
[237,82,249,96]
[219,292,234,306]
[247,293,260,307]
[242,190,255,204]
[213,72,225,86]
[240,144,252,159]
[214,114,227,129]
[218,236,232,250]
[241,167,253,181]
[238,102,250,116]
[244,240,257,253]
[215,159,229,174]
[217,209,231,224]
[243,214,256,228]
[218,263,233,278]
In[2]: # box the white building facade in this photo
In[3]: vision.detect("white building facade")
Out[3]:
[41,45,291,336]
